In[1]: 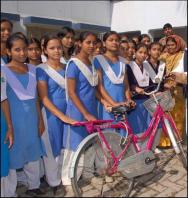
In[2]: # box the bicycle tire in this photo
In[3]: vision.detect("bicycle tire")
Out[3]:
[70,130,135,197]
[164,118,187,170]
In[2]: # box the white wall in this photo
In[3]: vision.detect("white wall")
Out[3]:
[111,1,187,34]
[1,0,111,27]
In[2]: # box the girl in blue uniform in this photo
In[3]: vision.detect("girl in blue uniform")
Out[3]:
[1,18,16,197]
[37,34,76,195]
[126,44,153,134]
[93,31,134,121]
[1,70,14,197]
[2,33,45,196]
[62,31,102,185]
[57,27,75,64]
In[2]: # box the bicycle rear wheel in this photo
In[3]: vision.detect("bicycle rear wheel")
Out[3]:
[164,118,187,169]
[70,130,135,197]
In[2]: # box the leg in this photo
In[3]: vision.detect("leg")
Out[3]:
[1,169,17,197]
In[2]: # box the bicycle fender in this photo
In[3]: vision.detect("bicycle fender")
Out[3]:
[69,132,99,179]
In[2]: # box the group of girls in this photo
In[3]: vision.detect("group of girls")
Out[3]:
[1,18,186,197]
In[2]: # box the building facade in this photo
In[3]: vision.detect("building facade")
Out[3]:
[1,0,187,42]
[1,0,112,39]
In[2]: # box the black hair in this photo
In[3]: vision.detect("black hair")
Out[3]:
[28,37,41,49]
[163,23,173,30]
[127,39,137,49]
[43,34,62,57]
[1,19,13,28]
[148,42,162,50]
[103,31,121,42]
[79,31,97,43]
[40,34,48,43]
[135,43,148,52]
[96,38,102,44]
[138,34,151,43]
[6,32,28,51]
[166,37,177,45]
[57,26,75,38]
[57,26,75,56]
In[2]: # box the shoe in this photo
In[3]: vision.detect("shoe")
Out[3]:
[25,188,45,196]
[52,184,66,196]
[154,148,162,154]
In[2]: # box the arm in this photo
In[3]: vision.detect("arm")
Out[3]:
[97,69,119,106]
[1,100,14,148]
[37,80,76,124]
[67,78,96,121]
[36,98,45,136]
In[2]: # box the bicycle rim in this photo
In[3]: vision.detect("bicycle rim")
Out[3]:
[71,130,135,197]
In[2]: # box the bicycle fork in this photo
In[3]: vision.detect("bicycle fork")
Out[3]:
[163,118,181,154]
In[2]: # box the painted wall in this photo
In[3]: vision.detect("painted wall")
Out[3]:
[1,0,111,26]
[111,1,187,34]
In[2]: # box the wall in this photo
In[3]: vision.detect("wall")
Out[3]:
[1,0,111,26]
[111,1,187,34]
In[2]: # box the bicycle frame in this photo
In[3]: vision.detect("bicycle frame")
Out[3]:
[92,104,182,174]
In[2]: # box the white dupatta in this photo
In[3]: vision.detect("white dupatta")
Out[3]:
[37,63,65,89]
[65,57,98,101]
[144,60,165,83]
[95,55,126,84]
[2,64,37,100]
[129,61,150,87]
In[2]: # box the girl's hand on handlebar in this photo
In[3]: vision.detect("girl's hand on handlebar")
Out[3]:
[125,99,136,108]
[135,87,145,95]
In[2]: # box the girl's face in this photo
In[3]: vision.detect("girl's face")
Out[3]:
[93,42,103,56]
[7,39,28,63]
[80,34,97,56]
[61,32,75,49]
[28,43,41,61]
[127,42,135,59]
[44,39,63,60]
[135,47,148,63]
[120,42,129,57]
[166,40,177,54]
[1,22,12,42]
[149,44,161,59]
[141,37,151,46]
[105,34,120,52]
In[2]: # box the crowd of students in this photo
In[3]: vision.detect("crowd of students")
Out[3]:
[1,19,187,197]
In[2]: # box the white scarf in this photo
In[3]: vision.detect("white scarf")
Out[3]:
[144,60,165,83]
[2,64,36,100]
[68,58,98,87]
[37,63,65,89]
[65,57,98,101]
[129,61,150,87]
[95,55,126,84]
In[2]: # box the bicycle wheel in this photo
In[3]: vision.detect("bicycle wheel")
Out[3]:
[70,130,135,197]
[164,118,187,169]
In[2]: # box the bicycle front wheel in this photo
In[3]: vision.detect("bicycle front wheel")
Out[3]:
[70,130,135,197]
[164,118,187,169]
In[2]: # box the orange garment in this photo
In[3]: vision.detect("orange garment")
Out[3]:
[159,50,185,148]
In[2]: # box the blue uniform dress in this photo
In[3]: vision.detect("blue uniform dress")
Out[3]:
[63,61,98,151]
[93,57,126,120]
[1,58,9,177]
[36,67,67,157]
[126,64,152,134]
[6,70,44,169]
[1,110,9,177]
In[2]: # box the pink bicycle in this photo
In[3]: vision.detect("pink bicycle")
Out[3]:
[70,80,187,197]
